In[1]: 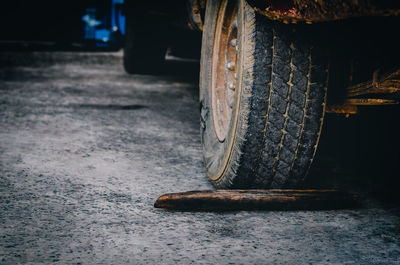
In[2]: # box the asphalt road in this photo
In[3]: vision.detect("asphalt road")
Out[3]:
[1,52,400,264]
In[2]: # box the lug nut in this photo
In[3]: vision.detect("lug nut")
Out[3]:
[229,39,237,47]
[228,82,235,91]
[226,62,235,71]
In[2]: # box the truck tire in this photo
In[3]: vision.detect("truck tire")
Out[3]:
[123,13,167,74]
[200,0,329,188]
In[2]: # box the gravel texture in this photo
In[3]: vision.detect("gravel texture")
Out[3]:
[0,52,399,264]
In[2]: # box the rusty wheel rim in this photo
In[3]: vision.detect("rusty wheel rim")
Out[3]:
[211,0,238,142]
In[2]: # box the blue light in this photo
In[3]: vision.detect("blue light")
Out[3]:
[81,1,125,47]
[95,29,111,42]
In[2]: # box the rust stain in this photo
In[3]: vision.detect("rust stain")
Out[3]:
[188,0,205,31]
[344,98,399,105]
[248,0,400,23]
[326,104,358,114]
[346,68,400,97]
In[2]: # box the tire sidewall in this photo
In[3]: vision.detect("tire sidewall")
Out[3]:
[200,0,248,185]
[201,1,329,188]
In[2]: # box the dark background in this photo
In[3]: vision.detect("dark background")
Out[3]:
[0,0,110,42]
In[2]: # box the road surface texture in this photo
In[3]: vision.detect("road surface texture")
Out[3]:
[1,52,399,264]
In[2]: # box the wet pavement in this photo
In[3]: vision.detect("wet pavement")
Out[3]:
[0,52,399,264]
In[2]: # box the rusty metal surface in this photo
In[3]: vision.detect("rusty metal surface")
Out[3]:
[246,0,400,23]
[325,104,358,115]
[344,98,399,105]
[210,0,238,142]
[346,69,400,97]
[327,68,400,112]
[187,0,206,31]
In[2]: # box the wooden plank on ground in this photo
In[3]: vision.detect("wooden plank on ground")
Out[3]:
[154,189,359,211]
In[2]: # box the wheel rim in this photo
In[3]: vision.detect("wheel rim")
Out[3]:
[211,0,238,142]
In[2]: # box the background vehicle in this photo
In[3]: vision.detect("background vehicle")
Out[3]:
[124,0,400,189]
[122,0,202,74]
[0,0,125,50]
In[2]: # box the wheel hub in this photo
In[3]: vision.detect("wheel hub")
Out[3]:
[211,0,238,142]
